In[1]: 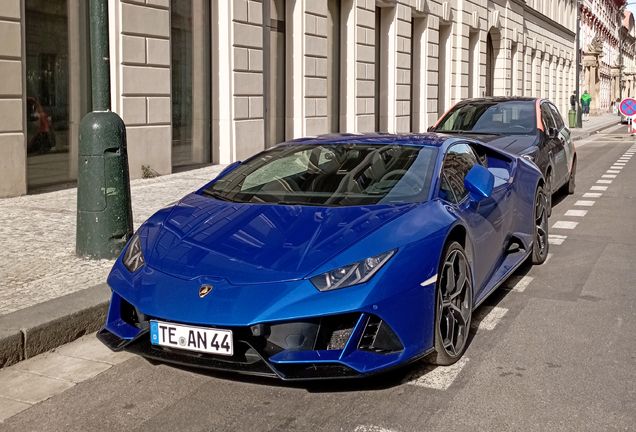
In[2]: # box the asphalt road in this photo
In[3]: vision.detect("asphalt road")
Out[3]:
[2,128,636,432]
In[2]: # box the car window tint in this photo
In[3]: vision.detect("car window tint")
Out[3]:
[441,143,478,202]
[439,174,457,203]
[541,103,556,130]
[204,144,439,206]
[548,103,565,129]
[435,101,537,135]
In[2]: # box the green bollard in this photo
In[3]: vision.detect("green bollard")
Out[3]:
[76,0,133,259]
[76,112,133,259]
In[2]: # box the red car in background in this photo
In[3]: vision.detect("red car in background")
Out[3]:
[26,97,55,155]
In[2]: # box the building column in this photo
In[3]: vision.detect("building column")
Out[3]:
[109,0,172,179]
[0,0,25,198]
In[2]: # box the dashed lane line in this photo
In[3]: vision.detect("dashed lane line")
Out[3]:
[607,170,620,174]
[575,200,596,206]
[548,234,567,245]
[565,209,588,217]
[354,426,400,432]
[506,275,536,291]
[591,186,608,191]
[583,193,602,198]
[602,175,617,178]
[544,253,553,264]
[553,221,579,229]
[405,357,470,390]
[472,306,509,331]
[610,166,624,170]
[596,180,613,184]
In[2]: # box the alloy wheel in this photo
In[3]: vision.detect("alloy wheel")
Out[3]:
[534,190,548,258]
[437,249,472,357]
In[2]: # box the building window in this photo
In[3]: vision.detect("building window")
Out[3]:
[468,30,479,98]
[25,0,90,189]
[411,16,428,132]
[171,0,211,168]
[264,0,286,147]
[374,7,382,131]
[327,0,341,133]
[486,31,495,97]
[438,23,452,115]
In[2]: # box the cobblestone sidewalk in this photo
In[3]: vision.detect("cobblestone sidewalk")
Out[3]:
[0,165,226,317]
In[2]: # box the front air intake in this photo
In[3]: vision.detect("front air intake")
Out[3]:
[314,313,360,351]
[358,315,403,354]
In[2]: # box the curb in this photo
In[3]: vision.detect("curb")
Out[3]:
[571,119,620,141]
[0,283,110,369]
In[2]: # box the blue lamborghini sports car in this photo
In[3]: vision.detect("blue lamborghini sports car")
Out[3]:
[98,133,549,380]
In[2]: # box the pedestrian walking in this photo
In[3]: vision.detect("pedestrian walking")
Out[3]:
[581,90,591,121]
[570,91,576,111]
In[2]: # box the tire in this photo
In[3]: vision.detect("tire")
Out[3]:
[426,241,473,366]
[532,185,549,265]
[545,169,553,218]
[562,157,576,195]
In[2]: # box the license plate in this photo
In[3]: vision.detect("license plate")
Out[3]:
[150,321,233,356]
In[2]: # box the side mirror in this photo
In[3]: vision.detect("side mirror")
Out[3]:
[547,127,558,139]
[464,164,494,202]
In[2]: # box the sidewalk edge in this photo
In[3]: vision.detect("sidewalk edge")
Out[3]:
[0,283,110,369]
[572,118,620,141]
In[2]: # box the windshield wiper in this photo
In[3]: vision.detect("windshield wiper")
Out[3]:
[201,189,234,202]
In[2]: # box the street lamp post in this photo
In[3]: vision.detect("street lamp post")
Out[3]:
[76,0,133,259]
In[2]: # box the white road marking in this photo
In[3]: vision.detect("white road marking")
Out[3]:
[575,200,596,206]
[472,306,509,331]
[602,174,617,178]
[405,357,470,390]
[606,170,620,174]
[619,157,631,160]
[583,192,602,198]
[506,275,535,290]
[613,163,626,166]
[565,209,588,217]
[548,234,568,245]
[552,221,579,229]
[596,180,613,184]
[420,274,438,286]
[354,426,400,432]
[590,186,607,191]
[545,253,553,264]
[610,166,624,170]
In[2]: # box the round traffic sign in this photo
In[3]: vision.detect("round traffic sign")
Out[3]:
[619,98,636,117]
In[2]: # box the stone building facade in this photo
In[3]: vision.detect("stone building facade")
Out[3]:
[579,0,636,114]
[2,0,577,198]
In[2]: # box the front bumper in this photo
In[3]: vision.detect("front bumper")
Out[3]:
[98,291,422,380]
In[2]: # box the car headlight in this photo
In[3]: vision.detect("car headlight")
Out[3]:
[310,250,396,292]
[123,233,145,273]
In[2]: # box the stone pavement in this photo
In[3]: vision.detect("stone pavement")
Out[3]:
[0,164,226,317]
[0,332,133,421]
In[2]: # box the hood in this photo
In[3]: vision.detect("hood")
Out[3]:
[143,193,417,284]
[469,134,538,154]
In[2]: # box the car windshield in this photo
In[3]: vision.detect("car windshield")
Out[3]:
[202,144,438,207]
[436,101,537,135]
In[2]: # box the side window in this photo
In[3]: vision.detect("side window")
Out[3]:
[540,103,556,130]
[548,103,565,130]
[439,143,478,203]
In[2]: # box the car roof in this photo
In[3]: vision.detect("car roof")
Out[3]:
[276,132,457,149]
[454,97,542,104]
